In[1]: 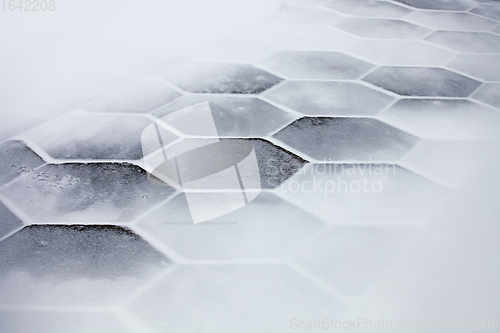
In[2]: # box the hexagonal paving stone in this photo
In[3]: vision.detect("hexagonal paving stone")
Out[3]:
[260,51,374,79]
[378,99,500,140]
[127,265,343,332]
[322,0,412,18]
[393,0,472,10]
[404,11,498,31]
[0,201,23,239]
[273,117,418,161]
[347,40,453,66]
[263,81,394,116]
[425,31,500,53]
[471,4,500,21]
[447,54,500,81]
[0,225,170,306]
[363,67,482,97]
[251,25,359,51]
[279,7,345,26]
[472,83,500,108]
[136,192,324,260]
[81,77,182,113]
[0,163,175,223]
[153,95,296,137]
[162,62,282,94]
[335,18,431,39]
[294,226,416,295]
[0,140,44,186]
[22,112,154,160]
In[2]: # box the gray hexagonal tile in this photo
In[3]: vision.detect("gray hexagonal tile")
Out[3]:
[471,4,500,21]
[426,31,500,53]
[336,18,431,39]
[22,112,154,160]
[394,0,472,10]
[279,7,345,26]
[0,140,44,186]
[323,0,412,18]
[447,54,500,81]
[472,83,500,108]
[153,95,296,137]
[0,163,175,223]
[273,117,418,161]
[363,67,482,97]
[0,225,170,306]
[263,81,394,116]
[404,11,498,31]
[260,51,374,79]
[162,62,282,94]
[0,201,23,239]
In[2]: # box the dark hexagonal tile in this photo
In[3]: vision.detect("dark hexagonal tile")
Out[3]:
[425,31,500,53]
[153,95,296,137]
[393,0,472,10]
[263,81,394,116]
[260,50,374,79]
[162,62,282,94]
[0,140,44,186]
[471,4,500,21]
[336,18,431,39]
[363,67,481,97]
[273,117,419,161]
[323,0,412,18]
[0,201,23,239]
[473,83,500,109]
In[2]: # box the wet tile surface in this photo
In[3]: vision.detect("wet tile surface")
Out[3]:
[336,18,431,39]
[0,140,44,186]
[425,31,500,53]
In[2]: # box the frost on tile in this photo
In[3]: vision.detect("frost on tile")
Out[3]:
[363,67,481,97]
[0,163,175,223]
[404,11,498,31]
[0,225,170,306]
[278,7,345,26]
[335,18,431,39]
[394,0,471,10]
[136,192,324,260]
[81,77,182,113]
[264,81,394,116]
[322,0,412,18]
[447,54,500,81]
[275,163,451,223]
[347,40,453,66]
[260,51,374,79]
[273,117,418,161]
[0,140,44,186]
[473,83,500,109]
[0,201,23,239]
[425,31,500,53]
[128,265,343,333]
[471,4,500,21]
[379,99,500,140]
[162,62,282,94]
[193,38,276,64]
[294,226,416,295]
[23,112,154,160]
[153,95,296,137]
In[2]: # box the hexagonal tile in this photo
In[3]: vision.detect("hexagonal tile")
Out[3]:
[251,25,359,51]
[81,77,182,113]
[260,51,374,79]
[447,54,500,81]
[135,191,324,260]
[404,11,498,31]
[394,0,472,10]
[336,18,431,39]
[471,4,500,21]
[363,67,482,97]
[425,31,500,53]
[0,163,175,223]
[378,99,500,140]
[22,112,153,160]
[162,62,282,94]
[0,140,44,186]
[472,83,500,108]
[347,40,453,66]
[127,265,343,332]
[153,95,296,137]
[0,201,23,239]
[263,81,394,116]
[0,225,169,306]
[273,117,418,161]
[322,0,412,18]
[279,7,345,26]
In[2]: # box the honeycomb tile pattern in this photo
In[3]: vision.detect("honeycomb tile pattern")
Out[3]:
[1,0,500,331]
